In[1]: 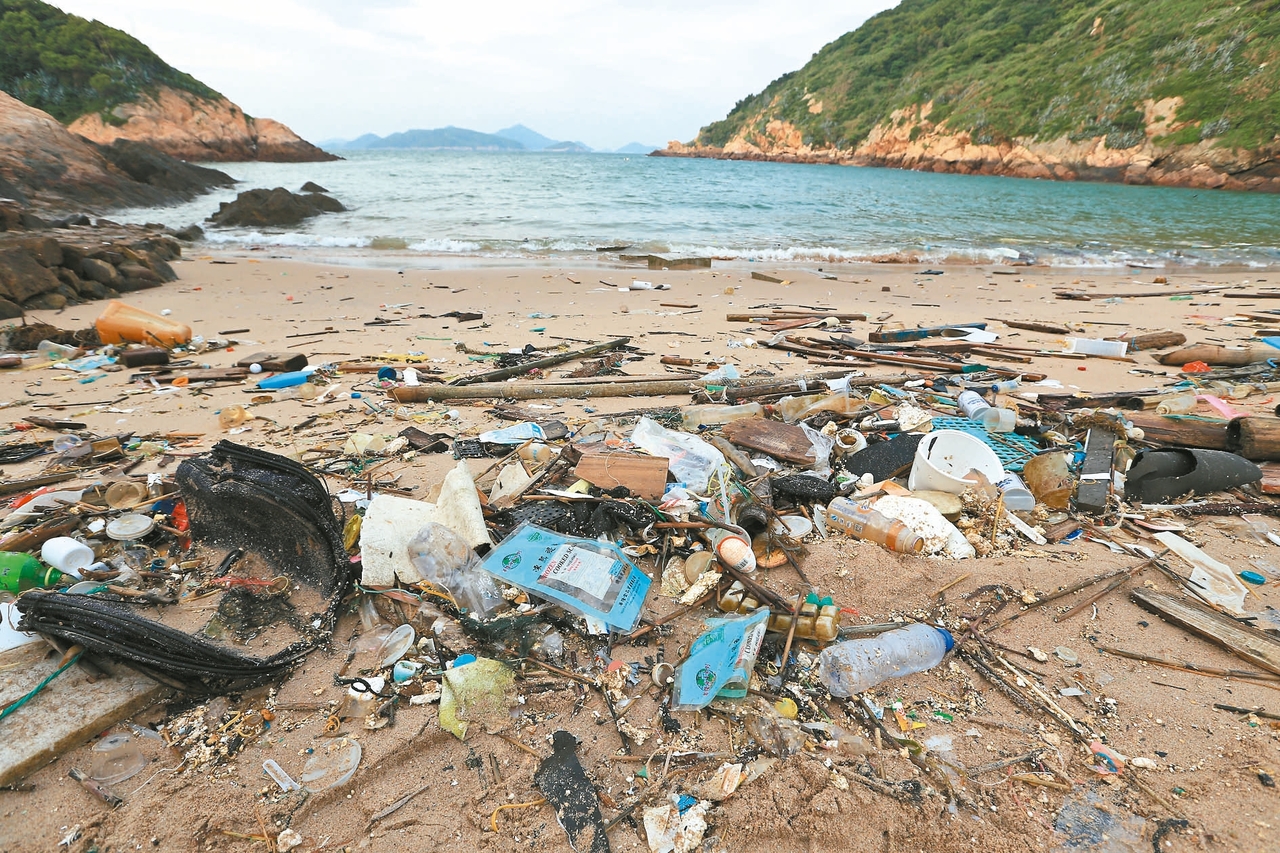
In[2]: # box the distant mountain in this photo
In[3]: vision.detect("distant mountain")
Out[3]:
[544,140,592,153]
[334,126,524,151]
[495,124,556,150]
[614,142,659,154]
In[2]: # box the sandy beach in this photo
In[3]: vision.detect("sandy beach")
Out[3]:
[2,252,1279,853]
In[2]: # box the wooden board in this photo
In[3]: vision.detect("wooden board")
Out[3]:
[234,351,308,372]
[719,418,816,466]
[1131,589,1280,677]
[573,451,669,499]
[0,643,168,786]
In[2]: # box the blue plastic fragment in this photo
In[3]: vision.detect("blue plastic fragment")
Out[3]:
[927,417,1039,471]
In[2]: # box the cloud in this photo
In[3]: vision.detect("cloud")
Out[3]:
[50,0,898,149]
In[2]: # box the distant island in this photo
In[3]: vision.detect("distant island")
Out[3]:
[323,123,656,154]
[658,0,1280,192]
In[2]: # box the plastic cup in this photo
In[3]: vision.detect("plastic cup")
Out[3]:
[1023,451,1075,509]
[105,480,148,509]
[377,624,416,667]
[89,734,147,784]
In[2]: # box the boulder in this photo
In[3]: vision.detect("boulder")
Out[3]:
[300,181,328,193]
[0,247,60,302]
[0,298,22,319]
[55,268,82,291]
[59,244,85,271]
[12,236,62,267]
[23,292,67,311]
[118,263,161,283]
[89,250,125,266]
[80,257,121,287]
[0,200,24,231]
[173,224,204,242]
[209,187,346,228]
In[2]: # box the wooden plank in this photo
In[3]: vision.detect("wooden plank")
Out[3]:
[1075,427,1117,514]
[234,351,308,372]
[573,451,670,499]
[751,271,786,284]
[1131,589,1280,677]
[719,418,816,465]
[0,644,168,786]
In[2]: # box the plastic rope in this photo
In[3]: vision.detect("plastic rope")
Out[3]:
[0,650,82,723]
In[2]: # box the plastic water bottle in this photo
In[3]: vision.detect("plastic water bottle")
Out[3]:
[957,390,1016,432]
[818,623,955,697]
[824,497,924,554]
[406,522,505,618]
[0,552,64,593]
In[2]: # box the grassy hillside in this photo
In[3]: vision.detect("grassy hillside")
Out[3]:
[0,0,221,124]
[697,0,1280,153]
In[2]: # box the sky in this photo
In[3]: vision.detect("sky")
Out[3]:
[51,0,899,150]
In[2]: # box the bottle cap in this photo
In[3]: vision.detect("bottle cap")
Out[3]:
[936,627,955,652]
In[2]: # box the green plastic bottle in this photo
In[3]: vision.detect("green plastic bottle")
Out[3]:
[0,551,64,593]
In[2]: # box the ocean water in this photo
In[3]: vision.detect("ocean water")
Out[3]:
[111,150,1280,268]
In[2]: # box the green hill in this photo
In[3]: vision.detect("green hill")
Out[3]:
[0,0,220,124]
[691,0,1279,167]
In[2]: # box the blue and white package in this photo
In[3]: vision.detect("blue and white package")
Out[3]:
[479,522,651,632]
[671,609,769,710]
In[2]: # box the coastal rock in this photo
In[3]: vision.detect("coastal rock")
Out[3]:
[658,100,1280,193]
[210,187,346,228]
[0,89,177,213]
[80,257,121,287]
[95,139,236,197]
[300,181,328,193]
[0,298,22,319]
[69,86,339,164]
[0,247,59,303]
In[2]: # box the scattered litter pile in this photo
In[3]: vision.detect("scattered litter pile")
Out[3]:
[2,283,1279,853]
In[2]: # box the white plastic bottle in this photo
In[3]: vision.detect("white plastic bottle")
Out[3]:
[817,623,955,697]
[957,390,1016,432]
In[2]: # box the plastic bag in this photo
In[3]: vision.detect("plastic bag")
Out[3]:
[479,523,651,631]
[407,522,505,618]
[631,416,727,492]
[671,609,769,710]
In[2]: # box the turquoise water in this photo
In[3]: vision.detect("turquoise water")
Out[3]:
[113,150,1280,268]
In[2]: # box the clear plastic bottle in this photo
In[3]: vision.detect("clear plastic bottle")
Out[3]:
[1155,394,1197,415]
[817,623,955,697]
[824,497,924,554]
[957,390,1016,432]
[680,403,763,430]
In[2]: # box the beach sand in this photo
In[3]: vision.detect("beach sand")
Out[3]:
[1,253,1277,852]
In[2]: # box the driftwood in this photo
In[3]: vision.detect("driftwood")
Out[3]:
[449,337,631,386]
[1131,589,1280,677]
[1227,416,1280,461]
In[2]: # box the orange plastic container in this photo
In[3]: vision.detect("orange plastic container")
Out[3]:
[95,301,192,348]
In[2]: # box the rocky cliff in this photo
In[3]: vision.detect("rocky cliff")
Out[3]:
[68,86,336,163]
[662,0,1280,191]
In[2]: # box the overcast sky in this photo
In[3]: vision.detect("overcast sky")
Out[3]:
[51,0,898,150]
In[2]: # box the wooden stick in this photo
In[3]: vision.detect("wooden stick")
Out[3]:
[449,337,631,386]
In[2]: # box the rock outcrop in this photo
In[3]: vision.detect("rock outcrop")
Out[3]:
[0,224,185,318]
[0,90,234,215]
[69,87,338,163]
[657,103,1280,193]
[209,187,346,228]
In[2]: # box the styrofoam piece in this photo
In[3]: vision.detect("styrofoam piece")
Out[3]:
[1153,531,1249,615]
[0,602,39,651]
[1067,337,1128,357]
[359,462,490,587]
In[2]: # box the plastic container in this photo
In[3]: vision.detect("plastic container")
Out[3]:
[104,480,148,509]
[407,522,505,617]
[990,379,1021,394]
[300,737,361,792]
[824,497,924,554]
[994,472,1036,512]
[706,526,757,573]
[276,382,318,401]
[219,405,250,429]
[1023,451,1074,510]
[1067,337,1128,357]
[106,513,156,541]
[834,428,868,453]
[263,759,300,792]
[957,391,1016,432]
[0,551,63,593]
[680,403,763,430]
[1155,394,1197,415]
[95,301,192,348]
[89,734,147,784]
[257,368,317,390]
[37,339,80,362]
[817,623,955,697]
[907,429,1006,494]
[377,624,416,667]
[40,537,94,576]
[768,592,840,642]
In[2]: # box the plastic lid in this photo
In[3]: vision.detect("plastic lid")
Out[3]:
[300,737,361,792]
[107,513,156,541]
[936,627,955,652]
